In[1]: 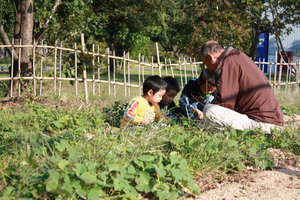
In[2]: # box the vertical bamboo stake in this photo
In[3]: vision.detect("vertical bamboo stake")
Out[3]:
[296,60,300,84]
[128,52,130,97]
[156,42,161,77]
[179,57,183,88]
[92,44,95,95]
[194,57,198,78]
[107,48,111,96]
[262,58,265,73]
[123,51,126,97]
[75,43,78,96]
[278,57,283,87]
[286,58,290,88]
[81,34,88,104]
[184,57,187,84]
[10,38,14,97]
[97,46,100,95]
[269,61,272,84]
[190,57,194,78]
[165,57,168,76]
[18,39,21,97]
[169,58,174,77]
[138,53,141,96]
[54,40,57,95]
[151,56,154,75]
[142,55,145,83]
[33,39,36,96]
[113,50,116,97]
[59,41,62,96]
[274,51,278,87]
[39,40,43,95]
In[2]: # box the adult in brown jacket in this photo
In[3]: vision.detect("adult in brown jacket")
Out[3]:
[200,40,283,133]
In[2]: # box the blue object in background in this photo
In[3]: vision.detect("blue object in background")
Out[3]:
[256,33,269,73]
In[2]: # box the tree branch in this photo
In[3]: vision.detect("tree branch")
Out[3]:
[0,21,18,60]
[43,0,62,29]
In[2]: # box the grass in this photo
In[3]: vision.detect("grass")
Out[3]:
[0,84,299,199]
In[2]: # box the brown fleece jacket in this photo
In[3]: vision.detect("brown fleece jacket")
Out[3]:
[213,47,283,126]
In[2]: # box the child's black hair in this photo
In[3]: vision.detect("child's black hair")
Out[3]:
[198,68,216,86]
[143,75,167,95]
[163,76,181,92]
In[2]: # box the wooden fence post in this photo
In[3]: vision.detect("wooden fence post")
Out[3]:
[10,38,14,97]
[156,42,161,77]
[18,39,21,97]
[81,34,89,104]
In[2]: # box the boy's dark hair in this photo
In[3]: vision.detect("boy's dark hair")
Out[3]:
[163,76,181,92]
[143,75,167,95]
[198,68,216,86]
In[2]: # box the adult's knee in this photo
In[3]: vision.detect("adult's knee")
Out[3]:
[203,104,217,119]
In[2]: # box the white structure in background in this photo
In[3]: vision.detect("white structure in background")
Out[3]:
[267,26,300,74]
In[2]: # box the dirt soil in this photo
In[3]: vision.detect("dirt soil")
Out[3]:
[184,115,300,200]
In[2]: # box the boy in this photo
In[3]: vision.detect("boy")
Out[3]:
[179,68,216,120]
[158,76,184,120]
[120,75,168,129]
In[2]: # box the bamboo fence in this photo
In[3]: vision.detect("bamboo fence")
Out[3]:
[0,39,299,103]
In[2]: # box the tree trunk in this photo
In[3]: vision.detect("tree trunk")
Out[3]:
[20,0,34,78]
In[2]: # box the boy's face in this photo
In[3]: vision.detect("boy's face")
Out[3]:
[148,89,166,105]
[200,83,216,95]
[162,89,178,105]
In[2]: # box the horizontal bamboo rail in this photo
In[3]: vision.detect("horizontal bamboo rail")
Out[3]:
[0,41,299,101]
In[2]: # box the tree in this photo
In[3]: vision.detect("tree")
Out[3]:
[181,0,253,58]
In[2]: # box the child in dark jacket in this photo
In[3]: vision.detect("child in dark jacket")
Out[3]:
[158,76,184,120]
[179,68,216,120]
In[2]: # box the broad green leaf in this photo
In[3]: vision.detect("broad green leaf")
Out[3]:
[60,184,73,196]
[170,135,184,144]
[135,171,152,192]
[178,159,188,170]
[54,142,64,152]
[181,178,200,195]
[53,120,63,128]
[79,172,97,183]
[123,185,139,199]
[46,170,59,192]
[156,189,170,200]
[170,154,181,165]
[88,188,99,200]
[138,154,155,161]
[227,139,238,147]
[113,177,126,191]
[76,188,86,198]
[169,190,179,200]
[73,163,86,177]
[127,164,136,174]
[169,168,180,183]
[60,139,69,148]
[153,164,166,177]
[58,159,69,171]
[189,139,201,149]
[133,159,144,169]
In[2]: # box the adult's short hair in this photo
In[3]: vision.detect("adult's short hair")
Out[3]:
[143,75,167,95]
[201,41,225,56]
[163,76,181,92]
[198,68,216,86]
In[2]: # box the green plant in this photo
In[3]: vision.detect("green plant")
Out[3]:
[281,105,300,115]
[103,100,128,127]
